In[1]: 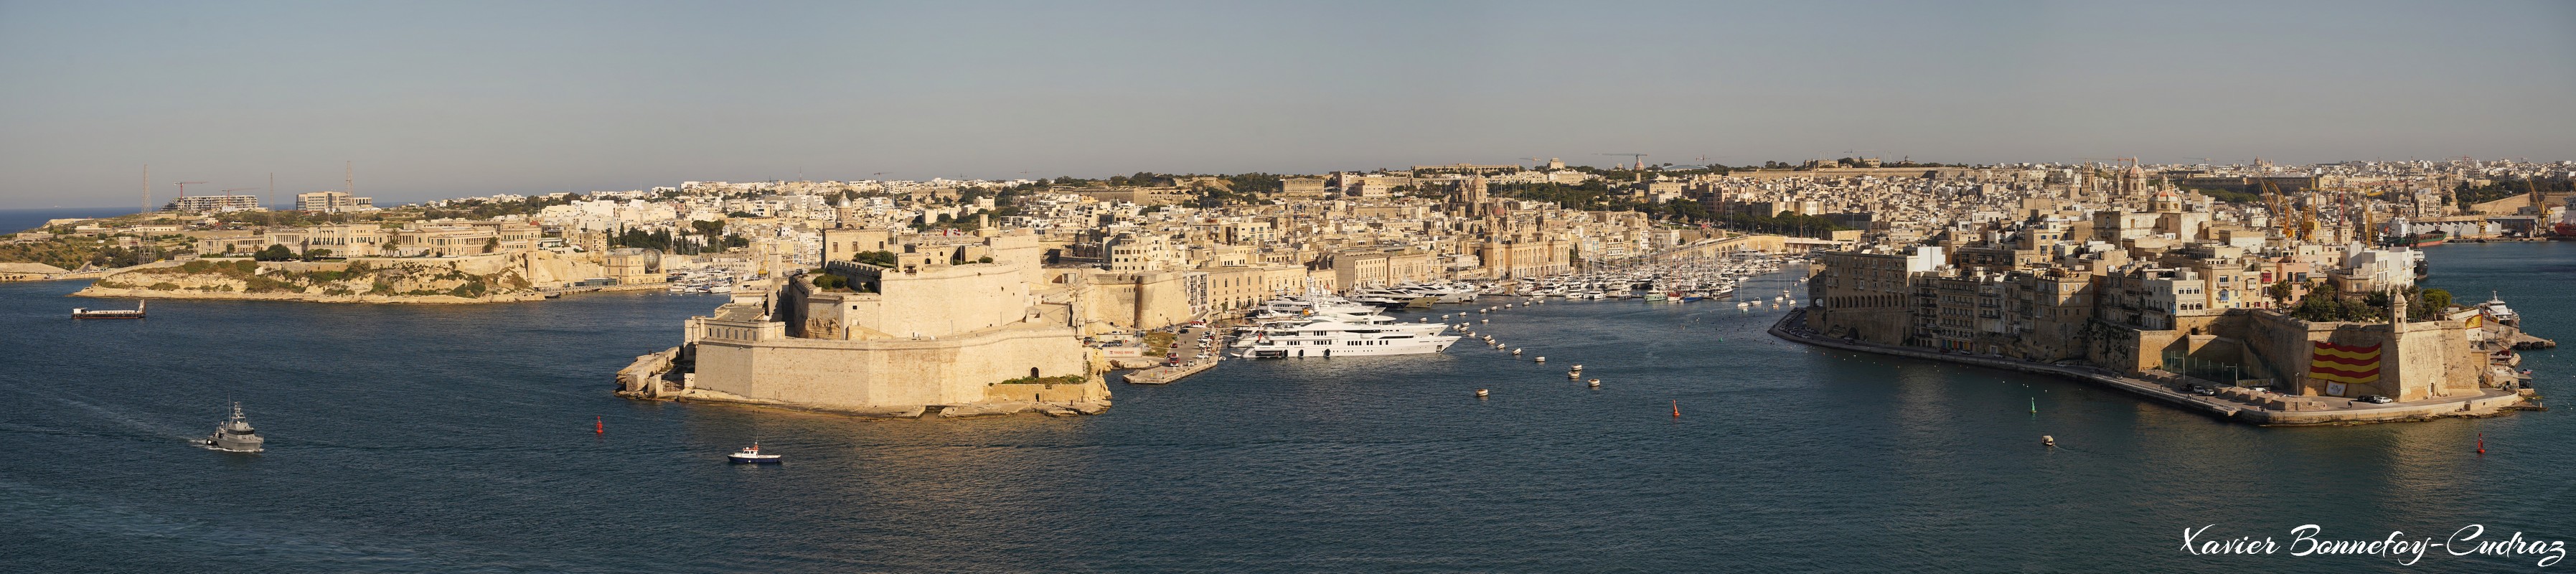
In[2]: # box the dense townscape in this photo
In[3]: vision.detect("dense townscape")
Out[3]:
[6,157,2571,422]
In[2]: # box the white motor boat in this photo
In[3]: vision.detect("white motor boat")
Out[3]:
[727,443,782,464]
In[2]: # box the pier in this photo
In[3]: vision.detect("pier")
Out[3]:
[1769,308,2534,425]
[1122,359,1218,385]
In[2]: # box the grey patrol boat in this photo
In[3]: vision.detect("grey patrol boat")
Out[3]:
[202,403,264,453]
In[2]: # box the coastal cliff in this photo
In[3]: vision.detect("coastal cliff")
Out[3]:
[74,256,550,304]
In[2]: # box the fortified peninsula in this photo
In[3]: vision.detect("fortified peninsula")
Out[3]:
[1779,162,2562,425]
[616,227,1123,418]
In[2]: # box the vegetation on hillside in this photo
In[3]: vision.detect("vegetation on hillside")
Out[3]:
[2455,177,2570,210]
[997,375,1088,385]
[98,258,525,298]
[2283,285,2452,323]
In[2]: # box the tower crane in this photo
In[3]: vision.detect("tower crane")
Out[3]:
[220,187,260,194]
[172,182,209,197]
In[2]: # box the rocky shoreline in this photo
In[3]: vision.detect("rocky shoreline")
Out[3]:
[70,257,550,304]
[73,284,545,304]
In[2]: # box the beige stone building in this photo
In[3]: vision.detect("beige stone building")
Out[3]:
[679,245,1107,415]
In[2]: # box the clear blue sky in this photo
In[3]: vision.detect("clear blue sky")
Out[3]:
[2,0,2570,208]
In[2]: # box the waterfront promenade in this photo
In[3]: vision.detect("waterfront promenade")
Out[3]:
[1768,307,2532,425]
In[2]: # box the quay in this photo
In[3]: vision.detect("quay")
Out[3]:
[540,283,672,297]
[1769,308,2537,426]
[1122,359,1218,385]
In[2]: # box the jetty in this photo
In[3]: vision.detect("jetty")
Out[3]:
[1769,308,2534,425]
[1123,358,1218,385]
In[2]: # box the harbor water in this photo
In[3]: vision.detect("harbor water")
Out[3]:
[1,242,2569,572]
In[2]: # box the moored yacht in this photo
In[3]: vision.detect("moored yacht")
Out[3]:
[1237,322,1460,359]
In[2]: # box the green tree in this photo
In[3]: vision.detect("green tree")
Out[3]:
[2419,288,2453,314]
[481,236,499,253]
[853,250,899,267]
[2264,280,2297,308]
[254,244,296,262]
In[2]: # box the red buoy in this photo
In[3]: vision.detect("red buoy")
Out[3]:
[595,416,605,435]
[1671,400,1680,418]
[2477,433,2485,455]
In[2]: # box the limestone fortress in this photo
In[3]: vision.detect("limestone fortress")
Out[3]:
[619,227,1143,418]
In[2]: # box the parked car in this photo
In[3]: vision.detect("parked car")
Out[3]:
[2360,395,2394,404]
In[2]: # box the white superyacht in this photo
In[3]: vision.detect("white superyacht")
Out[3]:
[1236,321,1460,359]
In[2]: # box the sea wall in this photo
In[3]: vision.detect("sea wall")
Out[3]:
[72,254,565,304]
[690,320,1105,413]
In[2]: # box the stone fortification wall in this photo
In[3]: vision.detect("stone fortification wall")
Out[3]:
[691,322,1097,408]
[818,260,1030,339]
[516,250,610,288]
[1081,271,1193,331]
[2121,310,2485,402]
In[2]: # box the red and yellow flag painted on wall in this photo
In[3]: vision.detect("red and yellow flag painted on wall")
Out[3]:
[2309,342,2382,385]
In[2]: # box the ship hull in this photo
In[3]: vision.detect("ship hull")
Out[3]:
[204,438,262,453]
[1237,339,1457,359]
[2386,231,2447,248]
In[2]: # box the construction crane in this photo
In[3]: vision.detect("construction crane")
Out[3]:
[2260,179,2288,232]
[219,187,260,194]
[171,181,208,197]
[2531,178,2547,215]
[1597,153,1647,170]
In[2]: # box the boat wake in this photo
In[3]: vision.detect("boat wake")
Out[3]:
[41,395,199,443]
